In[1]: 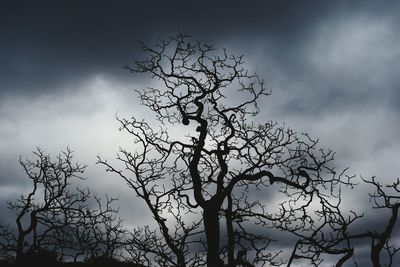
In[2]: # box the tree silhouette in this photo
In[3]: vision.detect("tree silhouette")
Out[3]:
[98,32,367,266]
[7,148,88,263]
[363,177,400,267]
[0,148,129,265]
[335,177,400,267]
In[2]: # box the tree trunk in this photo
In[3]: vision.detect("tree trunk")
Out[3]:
[204,204,223,267]
[15,218,26,262]
[226,194,235,267]
[15,213,37,262]
[371,242,382,267]
[176,252,186,267]
[15,234,25,261]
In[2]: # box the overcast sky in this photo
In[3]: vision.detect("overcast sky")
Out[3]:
[1,1,400,265]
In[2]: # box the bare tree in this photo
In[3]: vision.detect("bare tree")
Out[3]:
[331,177,400,267]
[0,148,128,264]
[6,148,88,262]
[98,32,359,267]
[362,177,400,267]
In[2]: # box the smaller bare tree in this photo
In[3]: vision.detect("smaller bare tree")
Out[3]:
[272,176,400,267]
[6,148,87,262]
[363,177,400,267]
[0,148,129,264]
[335,177,400,267]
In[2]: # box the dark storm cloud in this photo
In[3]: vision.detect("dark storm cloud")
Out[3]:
[3,0,397,97]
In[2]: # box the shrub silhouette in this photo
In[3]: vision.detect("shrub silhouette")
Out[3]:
[18,248,59,264]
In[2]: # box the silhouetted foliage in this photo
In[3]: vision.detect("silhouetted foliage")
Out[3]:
[85,255,121,265]
[0,224,15,263]
[18,247,60,264]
